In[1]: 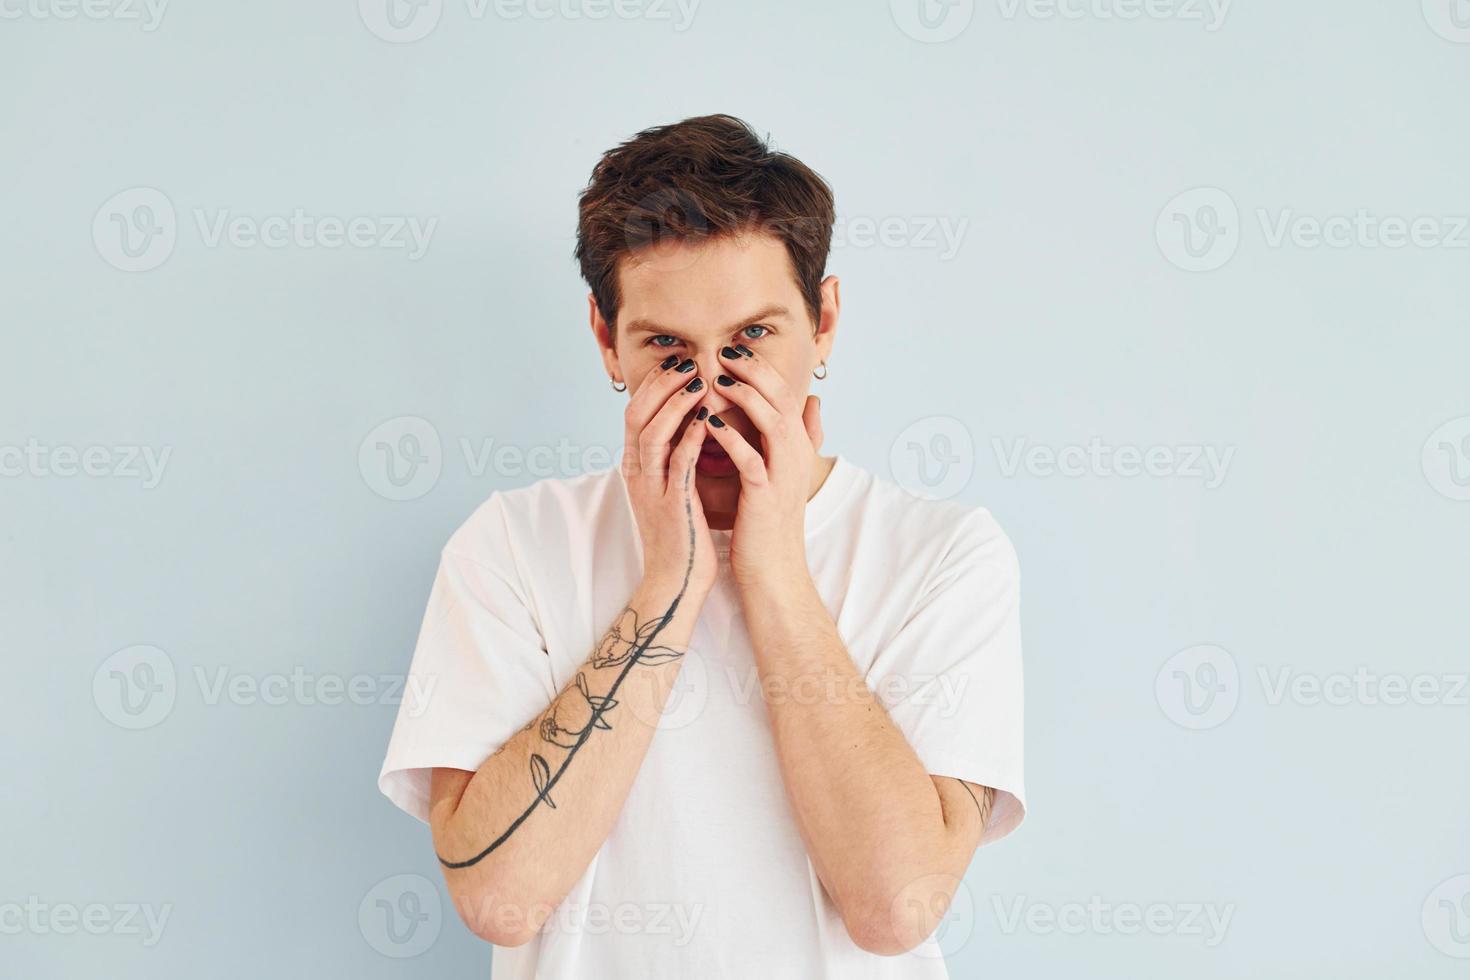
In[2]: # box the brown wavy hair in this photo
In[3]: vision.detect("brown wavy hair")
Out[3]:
[575,114,835,340]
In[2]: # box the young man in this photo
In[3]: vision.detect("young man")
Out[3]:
[377,114,1026,978]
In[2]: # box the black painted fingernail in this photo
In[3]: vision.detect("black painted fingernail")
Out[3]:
[660,354,680,370]
[708,414,725,428]
[734,344,754,357]
[716,374,735,387]
[676,358,696,373]
[684,377,703,392]
[696,406,709,420]
[720,346,740,359]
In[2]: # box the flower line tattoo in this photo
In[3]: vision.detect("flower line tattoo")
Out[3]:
[438,467,699,870]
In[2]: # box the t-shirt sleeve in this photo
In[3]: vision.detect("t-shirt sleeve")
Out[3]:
[866,507,1026,846]
[377,497,559,825]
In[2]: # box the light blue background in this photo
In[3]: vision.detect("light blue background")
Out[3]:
[3,1,1468,976]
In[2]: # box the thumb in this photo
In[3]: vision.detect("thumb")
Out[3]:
[802,395,824,453]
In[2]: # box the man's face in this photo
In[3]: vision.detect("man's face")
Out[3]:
[592,230,836,509]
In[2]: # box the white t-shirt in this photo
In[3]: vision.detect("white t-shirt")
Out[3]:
[378,453,1026,978]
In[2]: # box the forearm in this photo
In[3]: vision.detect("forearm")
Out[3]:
[431,574,704,944]
[742,575,957,939]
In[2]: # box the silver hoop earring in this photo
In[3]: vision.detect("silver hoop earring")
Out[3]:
[610,377,627,393]
[812,360,828,380]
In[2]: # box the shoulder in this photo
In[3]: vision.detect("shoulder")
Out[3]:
[849,460,1020,583]
[441,465,623,569]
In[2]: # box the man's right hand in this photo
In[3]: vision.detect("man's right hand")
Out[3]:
[621,355,718,598]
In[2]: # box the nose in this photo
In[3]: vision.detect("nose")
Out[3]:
[691,349,737,413]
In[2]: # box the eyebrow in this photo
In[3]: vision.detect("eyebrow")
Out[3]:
[623,304,792,337]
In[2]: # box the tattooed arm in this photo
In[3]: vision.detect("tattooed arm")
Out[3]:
[428,355,719,948]
[428,578,704,946]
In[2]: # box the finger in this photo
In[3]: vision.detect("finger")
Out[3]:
[623,357,697,476]
[622,357,677,479]
[709,370,785,458]
[803,395,824,454]
[667,404,709,494]
[623,357,696,467]
[705,414,768,486]
[716,344,793,410]
[641,373,707,476]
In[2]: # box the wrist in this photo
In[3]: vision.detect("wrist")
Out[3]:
[637,573,710,607]
[735,563,817,607]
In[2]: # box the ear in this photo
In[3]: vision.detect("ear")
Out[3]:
[802,395,824,454]
[813,274,840,365]
[589,293,620,381]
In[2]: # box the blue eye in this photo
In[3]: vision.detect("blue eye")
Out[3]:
[646,326,766,348]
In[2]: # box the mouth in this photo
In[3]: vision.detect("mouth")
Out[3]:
[696,438,739,477]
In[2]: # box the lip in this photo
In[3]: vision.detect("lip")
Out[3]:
[695,446,738,476]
